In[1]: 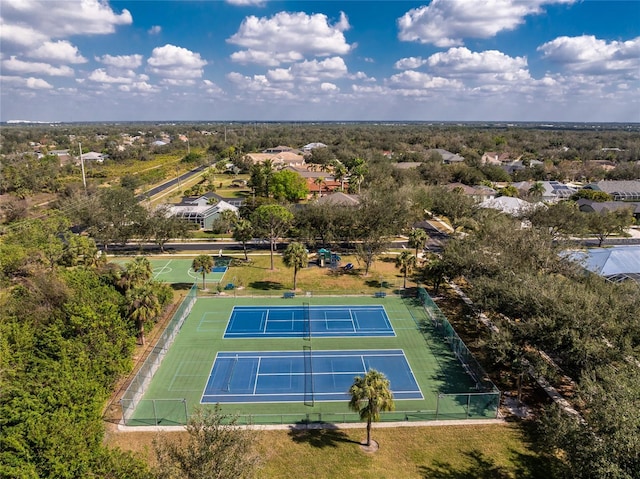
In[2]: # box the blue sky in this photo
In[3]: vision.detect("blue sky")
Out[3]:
[1,0,639,122]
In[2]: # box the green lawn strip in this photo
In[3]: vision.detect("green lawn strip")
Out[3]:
[257,423,546,479]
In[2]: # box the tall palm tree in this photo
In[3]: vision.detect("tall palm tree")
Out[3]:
[348,369,395,447]
[119,256,153,291]
[282,242,308,290]
[395,250,417,289]
[232,218,254,261]
[313,176,325,197]
[126,285,161,345]
[192,254,214,289]
[408,228,429,260]
[332,160,347,191]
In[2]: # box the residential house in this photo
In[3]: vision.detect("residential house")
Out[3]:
[314,192,360,207]
[478,196,543,216]
[582,180,640,201]
[302,142,327,152]
[445,183,496,202]
[246,151,306,168]
[81,151,107,163]
[513,180,576,202]
[428,149,465,164]
[263,145,295,154]
[167,195,238,230]
[577,199,640,220]
[481,151,513,165]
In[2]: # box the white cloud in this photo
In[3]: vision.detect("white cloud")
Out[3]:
[0,24,49,48]
[97,54,143,69]
[1,0,132,39]
[293,57,349,82]
[398,0,575,47]
[226,0,266,5]
[427,47,528,75]
[538,35,640,77]
[29,41,87,64]
[228,11,353,66]
[2,75,54,90]
[320,82,338,92]
[2,56,74,76]
[147,44,207,79]
[88,69,134,84]
[148,25,162,35]
[267,68,294,82]
[119,81,160,93]
[394,57,428,70]
[387,71,464,91]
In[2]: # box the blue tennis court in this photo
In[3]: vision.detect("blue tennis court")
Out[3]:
[223,305,394,338]
[201,349,423,403]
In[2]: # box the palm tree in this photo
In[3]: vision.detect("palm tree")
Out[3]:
[282,242,308,290]
[192,254,214,289]
[313,176,325,197]
[395,250,417,289]
[332,160,347,191]
[348,369,395,447]
[408,228,429,260]
[126,285,161,345]
[528,181,545,199]
[119,256,153,291]
[232,218,253,261]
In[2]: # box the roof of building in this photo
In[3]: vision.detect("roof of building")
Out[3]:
[564,245,640,283]
[584,180,640,195]
[478,196,542,215]
[314,192,360,206]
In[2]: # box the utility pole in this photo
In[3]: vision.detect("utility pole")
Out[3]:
[79,142,86,191]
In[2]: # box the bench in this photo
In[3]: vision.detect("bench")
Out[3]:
[283,292,296,298]
[374,292,387,298]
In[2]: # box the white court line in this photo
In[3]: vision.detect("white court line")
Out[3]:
[253,357,261,395]
[153,259,173,279]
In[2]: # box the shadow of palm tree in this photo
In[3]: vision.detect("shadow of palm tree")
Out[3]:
[287,424,361,448]
[249,280,284,290]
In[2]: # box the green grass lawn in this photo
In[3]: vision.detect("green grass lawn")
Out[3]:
[108,422,553,478]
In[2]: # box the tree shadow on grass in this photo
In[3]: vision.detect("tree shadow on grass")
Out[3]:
[419,450,513,479]
[287,424,361,448]
[248,280,284,290]
[419,447,554,479]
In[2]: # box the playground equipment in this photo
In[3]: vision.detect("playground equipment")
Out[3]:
[317,248,341,268]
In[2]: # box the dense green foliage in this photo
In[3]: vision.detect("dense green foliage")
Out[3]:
[0,219,175,478]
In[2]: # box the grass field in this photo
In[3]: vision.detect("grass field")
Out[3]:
[106,422,552,478]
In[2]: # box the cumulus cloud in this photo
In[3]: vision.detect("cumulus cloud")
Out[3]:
[228,11,352,66]
[28,40,87,64]
[147,44,207,79]
[148,25,162,35]
[387,71,464,91]
[96,54,144,69]
[398,0,575,47]
[88,69,135,84]
[2,57,74,76]
[394,57,428,70]
[427,47,528,75]
[538,35,640,76]
[1,0,132,40]
[0,24,49,48]
[2,75,53,89]
[320,82,339,92]
[119,81,160,93]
